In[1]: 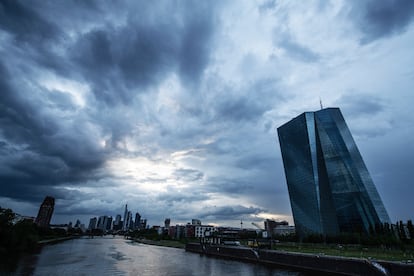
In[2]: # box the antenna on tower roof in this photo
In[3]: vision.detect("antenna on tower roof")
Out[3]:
[319,97,323,110]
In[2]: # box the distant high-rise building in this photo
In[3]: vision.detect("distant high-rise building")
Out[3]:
[106,216,113,231]
[91,216,112,231]
[97,216,106,230]
[122,211,133,230]
[192,219,201,225]
[35,196,55,228]
[113,214,122,230]
[185,224,195,238]
[164,218,171,228]
[278,108,390,238]
[134,212,141,230]
[88,217,97,230]
[140,219,147,229]
[123,204,128,231]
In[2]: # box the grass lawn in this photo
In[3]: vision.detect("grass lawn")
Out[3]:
[273,242,414,262]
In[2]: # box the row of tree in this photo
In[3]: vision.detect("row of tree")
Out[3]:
[272,221,414,247]
[0,207,67,272]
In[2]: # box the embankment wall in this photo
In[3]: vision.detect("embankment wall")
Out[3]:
[185,243,414,276]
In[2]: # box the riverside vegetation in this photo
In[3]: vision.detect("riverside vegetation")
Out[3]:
[264,222,414,262]
[0,207,74,272]
[123,221,414,263]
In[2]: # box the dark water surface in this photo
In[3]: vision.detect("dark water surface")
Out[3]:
[16,237,305,275]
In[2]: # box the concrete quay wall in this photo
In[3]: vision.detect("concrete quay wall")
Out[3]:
[185,243,414,275]
[38,236,78,245]
[259,250,382,275]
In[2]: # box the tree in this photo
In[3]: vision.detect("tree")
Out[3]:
[0,207,40,272]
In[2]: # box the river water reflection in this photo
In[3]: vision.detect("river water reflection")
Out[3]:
[16,237,305,275]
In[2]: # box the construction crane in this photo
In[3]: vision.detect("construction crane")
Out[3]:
[251,222,264,230]
[251,222,268,238]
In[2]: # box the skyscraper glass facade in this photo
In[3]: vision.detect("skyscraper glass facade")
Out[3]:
[35,196,55,228]
[278,108,390,238]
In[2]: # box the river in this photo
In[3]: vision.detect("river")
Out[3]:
[14,236,306,275]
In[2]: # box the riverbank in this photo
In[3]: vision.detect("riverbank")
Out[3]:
[186,243,414,275]
[133,238,413,263]
[272,242,414,263]
[132,238,186,249]
[132,238,413,262]
[128,237,414,274]
[38,236,79,245]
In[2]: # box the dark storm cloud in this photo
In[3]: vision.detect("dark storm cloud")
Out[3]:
[206,177,253,194]
[2,1,410,226]
[0,62,55,145]
[214,96,268,122]
[71,26,175,104]
[334,94,395,138]
[258,0,277,13]
[275,32,320,63]
[53,195,120,217]
[0,60,106,200]
[174,168,204,182]
[235,155,278,170]
[2,0,218,103]
[0,90,104,169]
[349,0,414,44]
[157,193,209,204]
[0,0,59,44]
[0,0,70,74]
[280,40,320,63]
[210,78,281,123]
[200,137,238,156]
[178,5,216,84]
[0,1,219,207]
[70,2,217,105]
[0,150,105,202]
[335,94,386,116]
[199,205,265,220]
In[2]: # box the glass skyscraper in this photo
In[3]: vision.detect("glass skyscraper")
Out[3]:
[277,108,390,238]
[35,196,55,228]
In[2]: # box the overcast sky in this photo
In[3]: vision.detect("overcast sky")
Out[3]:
[1,0,414,228]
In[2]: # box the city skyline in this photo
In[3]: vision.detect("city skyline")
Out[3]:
[1,1,414,228]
